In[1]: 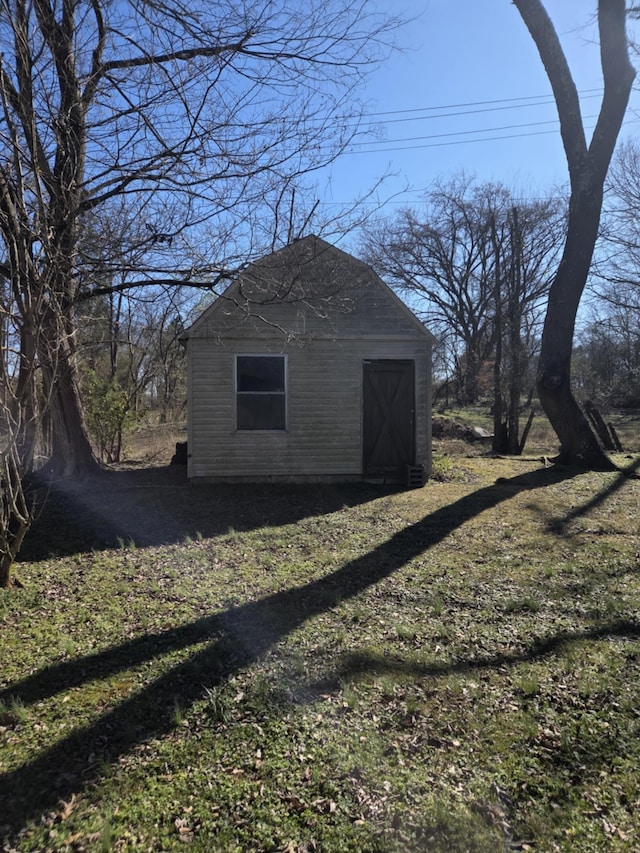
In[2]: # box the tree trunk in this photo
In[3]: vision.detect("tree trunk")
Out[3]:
[536,189,615,470]
[506,209,522,454]
[0,447,34,588]
[0,519,29,589]
[41,308,100,477]
[0,555,11,588]
[514,0,634,470]
[491,212,505,453]
[47,351,100,476]
[48,360,100,476]
[463,348,481,404]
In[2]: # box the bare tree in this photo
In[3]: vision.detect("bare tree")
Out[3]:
[0,0,396,477]
[595,138,640,302]
[362,176,564,449]
[489,199,565,453]
[512,0,635,468]
[585,139,640,408]
[363,176,499,404]
[0,0,397,584]
[574,309,640,407]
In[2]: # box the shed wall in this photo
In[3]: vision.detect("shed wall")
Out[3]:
[187,336,431,482]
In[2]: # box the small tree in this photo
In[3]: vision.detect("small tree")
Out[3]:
[82,371,133,464]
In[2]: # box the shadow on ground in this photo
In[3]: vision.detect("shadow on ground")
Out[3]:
[21,465,395,560]
[3,463,638,844]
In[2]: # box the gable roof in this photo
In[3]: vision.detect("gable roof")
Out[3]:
[185,235,436,342]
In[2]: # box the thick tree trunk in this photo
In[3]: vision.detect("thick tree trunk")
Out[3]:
[0,556,10,588]
[0,448,33,588]
[536,189,616,470]
[48,357,100,476]
[40,308,100,477]
[46,345,100,477]
[514,0,634,470]
[537,382,615,469]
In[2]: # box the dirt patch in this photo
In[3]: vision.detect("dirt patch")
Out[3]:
[432,416,493,442]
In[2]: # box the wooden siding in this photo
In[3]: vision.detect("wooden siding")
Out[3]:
[188,337,431,481]
[186,236,434,482]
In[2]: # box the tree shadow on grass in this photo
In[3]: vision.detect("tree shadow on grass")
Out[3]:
[307,619,640,691]
[21,466,396,560]
[3,464,636,841]
[304,618,640,807]
[547,455,640,534]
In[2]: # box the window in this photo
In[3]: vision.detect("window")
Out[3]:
[236,355,286,430]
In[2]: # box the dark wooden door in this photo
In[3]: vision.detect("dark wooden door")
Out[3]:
[362,360,415,478]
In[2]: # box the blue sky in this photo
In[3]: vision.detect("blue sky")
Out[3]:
[316,1,640,226]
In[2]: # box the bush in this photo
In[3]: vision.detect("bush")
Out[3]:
[83,371,134,463]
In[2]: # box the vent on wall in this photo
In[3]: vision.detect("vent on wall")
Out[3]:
[405,464,426,489]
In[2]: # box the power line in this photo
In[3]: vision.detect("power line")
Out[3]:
[361,91,604,129]
[350,114,640,156]
[304,88,630,157]
[354,114,600,149]
[358,88,604,120]
[350,128,566,155]
[300,88,605,134]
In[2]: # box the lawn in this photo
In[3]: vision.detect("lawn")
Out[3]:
[1,453,640,851]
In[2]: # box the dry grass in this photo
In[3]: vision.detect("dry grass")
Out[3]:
[122,421,187,466]
[433,407,640,458]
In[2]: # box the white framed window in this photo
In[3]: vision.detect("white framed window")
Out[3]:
[235,354,287,431]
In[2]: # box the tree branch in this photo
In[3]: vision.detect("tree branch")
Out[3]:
[511,0,588,185]
[589,0,636,182]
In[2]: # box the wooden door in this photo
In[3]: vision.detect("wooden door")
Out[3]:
[363,360,415,478]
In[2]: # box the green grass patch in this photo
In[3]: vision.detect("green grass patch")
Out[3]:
[1,458,640,850]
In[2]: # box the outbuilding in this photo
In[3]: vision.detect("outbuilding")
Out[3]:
[184,235,435,484]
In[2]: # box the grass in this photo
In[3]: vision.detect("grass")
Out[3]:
[1,453,640,851]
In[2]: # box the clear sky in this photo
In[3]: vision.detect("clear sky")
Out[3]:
[316,1,640,232]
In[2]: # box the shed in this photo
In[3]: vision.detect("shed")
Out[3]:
[184,235,436,483]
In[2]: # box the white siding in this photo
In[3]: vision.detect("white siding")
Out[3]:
[188,336,431,481]
[186,236,434,482]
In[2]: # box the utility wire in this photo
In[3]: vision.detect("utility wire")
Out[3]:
[350,113,639,156]
[297,88,605,133]
[354,114,599,149]
[302,89,624,156]
[361,92,603,129]
[358,88,604,120]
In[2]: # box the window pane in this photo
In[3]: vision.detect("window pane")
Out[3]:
[237,356,285,392]
[237,394,286,430]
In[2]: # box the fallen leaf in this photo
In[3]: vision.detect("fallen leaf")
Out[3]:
[58,795,76,821]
